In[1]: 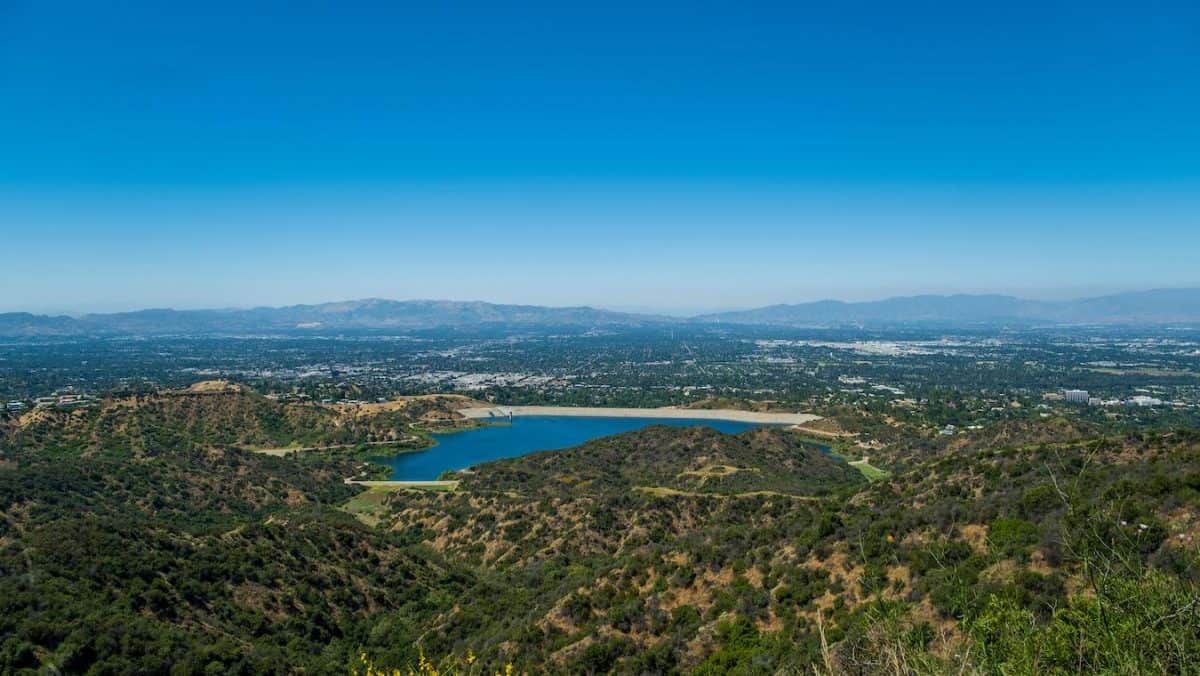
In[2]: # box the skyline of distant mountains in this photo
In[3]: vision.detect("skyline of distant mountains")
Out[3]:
[0,299,666,337]
[696,288,1200,326]
[2,289,1200,336]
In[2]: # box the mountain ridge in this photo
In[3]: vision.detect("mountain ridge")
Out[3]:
[696,288,1200,326]
[0,299,671,336]
[3,288,1199,336]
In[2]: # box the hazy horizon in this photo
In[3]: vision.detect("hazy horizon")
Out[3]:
[7,285,1199,318]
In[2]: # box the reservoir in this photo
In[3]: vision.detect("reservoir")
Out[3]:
[372,415,759,480]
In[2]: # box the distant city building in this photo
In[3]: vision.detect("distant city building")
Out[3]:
[1088,397,1102,406]
[1063,389,1090,403]
[56,395,96,410]
[1127,395,1163,407]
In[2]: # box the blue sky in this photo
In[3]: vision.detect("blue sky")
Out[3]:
[2,1,1198,314]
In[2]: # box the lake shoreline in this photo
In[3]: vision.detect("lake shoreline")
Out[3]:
[373,413,765,480]
[459,405,821,426]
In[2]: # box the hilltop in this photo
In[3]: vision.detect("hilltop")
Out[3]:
[0,384,480,458]
[464,425,862,497]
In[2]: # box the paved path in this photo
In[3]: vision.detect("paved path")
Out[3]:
[250,438,422,456]
[344,479,459,489]
[459,405,821,425]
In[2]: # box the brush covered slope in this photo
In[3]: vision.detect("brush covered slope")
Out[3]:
[0,427,466,673]
[2,391,1199,674]
[0,385,477,456]
[375,426,1200,674]
[464,425,863,496]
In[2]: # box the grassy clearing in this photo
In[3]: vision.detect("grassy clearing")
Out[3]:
[848,459,891,481]
[340,487,396,527]
[341,482,459,526]
[815,437,891,482]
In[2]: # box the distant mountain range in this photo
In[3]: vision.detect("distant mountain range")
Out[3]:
[695,288,1200,327]
[2,289,1199,336]
[0,299,667,337]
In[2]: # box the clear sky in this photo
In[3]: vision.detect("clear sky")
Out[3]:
[2,1,1198,314]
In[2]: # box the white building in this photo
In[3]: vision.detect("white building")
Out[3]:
[1063,389,1090,403]
[1128,395,1163,407]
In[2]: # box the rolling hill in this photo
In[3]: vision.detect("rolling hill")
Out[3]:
[464,424,863,497]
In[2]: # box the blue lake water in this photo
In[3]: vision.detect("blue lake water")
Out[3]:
[372,416,760,480]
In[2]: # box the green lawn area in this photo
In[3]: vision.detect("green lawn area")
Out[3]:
[340,486,397,527]
[848,459,891,481]
[341,482,461,526]
[816,438,892,482]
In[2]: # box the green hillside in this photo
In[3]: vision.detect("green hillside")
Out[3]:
[1,391,1198,673]
[0,435,462,673]
[0,388,477,458]
[465,425,864,497]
